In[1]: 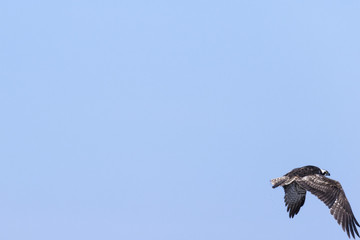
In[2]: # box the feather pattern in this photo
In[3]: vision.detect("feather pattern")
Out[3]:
[283,182,306,218]
[271,165,359,239]
[297,175,360,239]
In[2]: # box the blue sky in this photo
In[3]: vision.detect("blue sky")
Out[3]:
[1,1,360,239]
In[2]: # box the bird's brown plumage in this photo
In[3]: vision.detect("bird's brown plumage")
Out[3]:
[297,175,360,239]
[271,166,360,239]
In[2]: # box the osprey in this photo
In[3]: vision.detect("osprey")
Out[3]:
[271,165,360,239]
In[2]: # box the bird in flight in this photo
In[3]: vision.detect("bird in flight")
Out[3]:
[271,165,359,239]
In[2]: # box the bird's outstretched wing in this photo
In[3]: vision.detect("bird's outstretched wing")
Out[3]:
[283,182,306,218]
[297,175,360,239]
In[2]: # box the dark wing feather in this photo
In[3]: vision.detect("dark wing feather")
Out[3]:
[283,182,306,218]
[297,175,360,239]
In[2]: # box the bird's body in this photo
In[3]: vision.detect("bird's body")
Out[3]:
[271,165,359,239]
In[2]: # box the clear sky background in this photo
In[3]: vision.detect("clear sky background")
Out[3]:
[1,1,360,239]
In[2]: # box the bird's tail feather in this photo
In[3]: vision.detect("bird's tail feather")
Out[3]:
[270,176,288,188]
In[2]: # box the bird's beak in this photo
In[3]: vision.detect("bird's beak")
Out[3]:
[326,171,330,176]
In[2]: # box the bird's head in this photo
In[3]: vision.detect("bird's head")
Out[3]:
[320,169,330,176]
